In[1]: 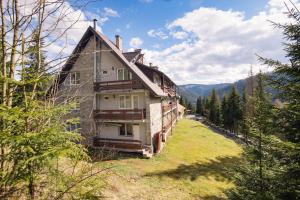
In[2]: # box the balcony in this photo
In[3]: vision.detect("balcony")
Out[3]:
[162,102,177,113]
[93,137,143,150]
[94,80,144,92]
[162,86,176,96]
[93,109,146,121]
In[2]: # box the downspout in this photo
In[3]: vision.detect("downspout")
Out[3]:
[171,96,173,135]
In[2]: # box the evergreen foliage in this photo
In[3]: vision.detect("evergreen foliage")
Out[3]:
[208,89,221,125]
[227,86,242,133]
[228,4,300,199]
[196,96,204,116]
[221,95,229,129]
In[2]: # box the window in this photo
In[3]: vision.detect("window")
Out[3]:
[119,95,131,109]
[67,123,80,133]
[104,96,109,100]
[119,95,139,109]
[73,97,80,111]
[67,97,80,111]
[119,124,133,136]
[119,124,126,136]
[102,70,108,75]
[70,72,80,85]
[117,68,132,81]
[133,95,139,109]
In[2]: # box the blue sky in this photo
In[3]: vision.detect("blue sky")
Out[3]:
[58,0,296,84]
[87,0,269,50]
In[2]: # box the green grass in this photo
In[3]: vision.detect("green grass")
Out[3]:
[98,119,243,199]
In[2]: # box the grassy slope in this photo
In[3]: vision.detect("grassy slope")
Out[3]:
[99,119,243,200]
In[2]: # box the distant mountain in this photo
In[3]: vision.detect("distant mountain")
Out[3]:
[178,73,277,104]
[178,83,231,103]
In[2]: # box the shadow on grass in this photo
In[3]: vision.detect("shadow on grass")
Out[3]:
[144,156,241,182]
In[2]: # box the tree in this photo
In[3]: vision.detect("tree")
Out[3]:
[229,3,300,198]
[228,72,277,200]
[209,89,221,125]
[221,95,229,129]
[196,96,204,116]
[240,88,250,142]
[227,86,242,133]
[257,3,300,198]
[203,97,210,118]
[0,0,107,199]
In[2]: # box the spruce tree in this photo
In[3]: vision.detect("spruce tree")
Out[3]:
[203,97,210,118]
[227,86,242,133]
[209,89,221,125]
[221,95,229,129]
[241,88,250,142]
[258,3,300,198]
[228,73,276,200]
[196,96,204,116]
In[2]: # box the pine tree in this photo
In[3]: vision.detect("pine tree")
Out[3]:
[196,96,204,116]
[203,97,210,118]
[257,3,300,198]
[227,86,242,133]
[209,89,221,125]
[241,88,250,142]
[228,73,276,199]
[221,95,229,129]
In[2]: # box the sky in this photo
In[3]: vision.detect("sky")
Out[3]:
[45,0,299,84]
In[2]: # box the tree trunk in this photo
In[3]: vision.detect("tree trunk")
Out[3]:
[259,130,263,193]
[7,0,20,107]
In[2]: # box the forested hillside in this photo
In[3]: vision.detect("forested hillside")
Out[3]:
[178,73,277,104]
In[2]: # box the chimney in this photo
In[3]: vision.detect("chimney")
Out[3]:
[115,35,123,51]
[93,19,97,30]
[149,62,152,67]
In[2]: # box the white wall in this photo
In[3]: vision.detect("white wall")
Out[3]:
[149,98,162,136]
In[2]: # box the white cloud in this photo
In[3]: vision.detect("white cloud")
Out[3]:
[130,37,144,48]
[147,29,169,39]
[143,0,299,84]
[103,7,119,17]
[170,31,188,39]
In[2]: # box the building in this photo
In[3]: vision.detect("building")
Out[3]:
[53,26,181,157]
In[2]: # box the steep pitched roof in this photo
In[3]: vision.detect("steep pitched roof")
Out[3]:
[57,26,167,97]
[123,50,140,62]
[135,62,176,86]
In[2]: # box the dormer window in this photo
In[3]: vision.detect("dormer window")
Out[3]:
[117,68,132,81]
[70,72,80,85]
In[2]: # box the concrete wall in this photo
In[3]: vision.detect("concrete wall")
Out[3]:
[57,36,96,144]
[96,43,127,82]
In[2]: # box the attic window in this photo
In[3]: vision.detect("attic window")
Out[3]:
[70,72,80,85]
[102,70,108,75]
[117,68,132,81]
[104,96,109,100]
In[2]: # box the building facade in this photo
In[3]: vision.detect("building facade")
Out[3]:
[54,26,180,157]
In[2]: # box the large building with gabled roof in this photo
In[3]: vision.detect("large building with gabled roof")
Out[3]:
[54,26,181,157]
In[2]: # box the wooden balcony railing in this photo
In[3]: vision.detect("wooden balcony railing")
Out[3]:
[162,86,176,96]
[94,80,144,92]
[93,109,146,120]
[162,117,177,133]
[162,102,177,113]
[93,137,142,150]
